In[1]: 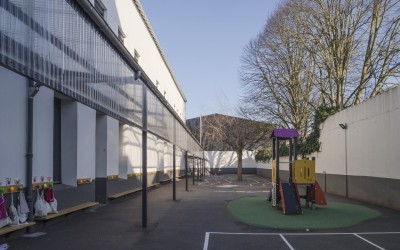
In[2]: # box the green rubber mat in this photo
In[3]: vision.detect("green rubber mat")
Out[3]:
[228,196,380,230]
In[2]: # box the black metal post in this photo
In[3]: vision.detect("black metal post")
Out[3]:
[141,80,148,228]
[185,151,188,191]
[272,138,276,160]
[173,145,176,201]
[26,80,39,226]
[196,158,199,180]
[305,186,310,207]
[276,138,280,210]
[202,158,205,177]
[312,156,316,209]
[345,128,348,198]
[289,138,293,182]
[192,157,195,185]
[294,137,298,160]
[311,184,316,210]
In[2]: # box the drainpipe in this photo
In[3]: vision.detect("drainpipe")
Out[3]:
[26,80,41,225]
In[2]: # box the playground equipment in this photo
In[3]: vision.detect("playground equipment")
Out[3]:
[269,128,326,215]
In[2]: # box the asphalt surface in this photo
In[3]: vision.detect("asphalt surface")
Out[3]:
[3,174,400,250]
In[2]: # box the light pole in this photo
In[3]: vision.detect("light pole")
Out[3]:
[339,123,348,198]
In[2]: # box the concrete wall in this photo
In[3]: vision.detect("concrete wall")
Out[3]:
[311,86,400,209]
[119,124,141,178]
[311,86,400,179]
[77,103,96,180]
[96,115,119,178]
[0,68,53,186]
[205,151,260,175]
[33,88,54,182]
[0,67,28,185]
[61,102,96,186]
[255,86,400,210]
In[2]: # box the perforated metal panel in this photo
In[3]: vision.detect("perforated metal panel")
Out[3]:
[0,0,202,157]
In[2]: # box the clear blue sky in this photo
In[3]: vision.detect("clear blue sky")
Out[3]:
[141,1,280,119]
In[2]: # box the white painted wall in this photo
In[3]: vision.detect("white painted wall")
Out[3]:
[176,149,183,171]
[33,87,54,182]
[0,68,55,186]
[96,115,119,177]
[0,67,27,185]
[61,101,78,186]
[163,143,172,173]
[107,117,119,176]
[255,86,400,181]
[311,86,400,179]
[97,0,186,120]
[147,134,158,173]
[61,101,96,186]
[205,151,263,170]
[156,140,165,172]
[120,124,142,177]
[76,103,96,180]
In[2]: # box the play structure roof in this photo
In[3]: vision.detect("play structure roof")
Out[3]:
[270,128,299,139]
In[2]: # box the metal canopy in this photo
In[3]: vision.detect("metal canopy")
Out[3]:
[270,128,299,139]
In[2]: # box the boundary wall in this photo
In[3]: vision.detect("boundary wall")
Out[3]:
[257,86,400,210]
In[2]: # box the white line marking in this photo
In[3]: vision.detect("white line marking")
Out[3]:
[203,232,210,250]
[354,234,385,250]
[206,232,400,236]
[280,234,295,250]
[214,191,267,193]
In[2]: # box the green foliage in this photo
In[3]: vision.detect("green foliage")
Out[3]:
[299,105,337,156]
[255,105,336,162]
[255,149,272,163]
[255,142,290,162]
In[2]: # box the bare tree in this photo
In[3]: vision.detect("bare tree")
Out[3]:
[355,0,400,102]
[202,114,272,181]
[241,0,400,145]
[298,0,400,110]
[241,1,320,138]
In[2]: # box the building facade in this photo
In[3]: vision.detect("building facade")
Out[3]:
[0,0,202,214]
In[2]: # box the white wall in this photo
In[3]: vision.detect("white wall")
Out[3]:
[311,86,400,179]
[156,140,165,172]
[77,103,96,179]
[107,117,119,176]
[98,0,186,120]
[0,67,27,185]
[0,68,55,186]
[96,115,119,177]
[33,87,54,182]
[61,101,77,186]
[164,143,173,173]
[120,124,142,177]
[254,86,400,181]
[62,101,96,186]
[205,151,264,170]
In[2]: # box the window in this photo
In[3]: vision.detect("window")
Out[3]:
[118,26,126,44]
[134,49,140,62]
[94,0,106,19]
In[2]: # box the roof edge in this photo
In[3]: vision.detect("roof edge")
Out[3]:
[132,0,187,102]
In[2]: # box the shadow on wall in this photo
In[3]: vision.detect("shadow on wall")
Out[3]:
[206,151,257,174]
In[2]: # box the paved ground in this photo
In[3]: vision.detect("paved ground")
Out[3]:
[3,174,400,250]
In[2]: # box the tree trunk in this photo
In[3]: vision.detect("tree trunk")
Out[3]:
[237,150,243,181]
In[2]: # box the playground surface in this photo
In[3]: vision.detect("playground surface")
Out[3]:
[3,174,400,250]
